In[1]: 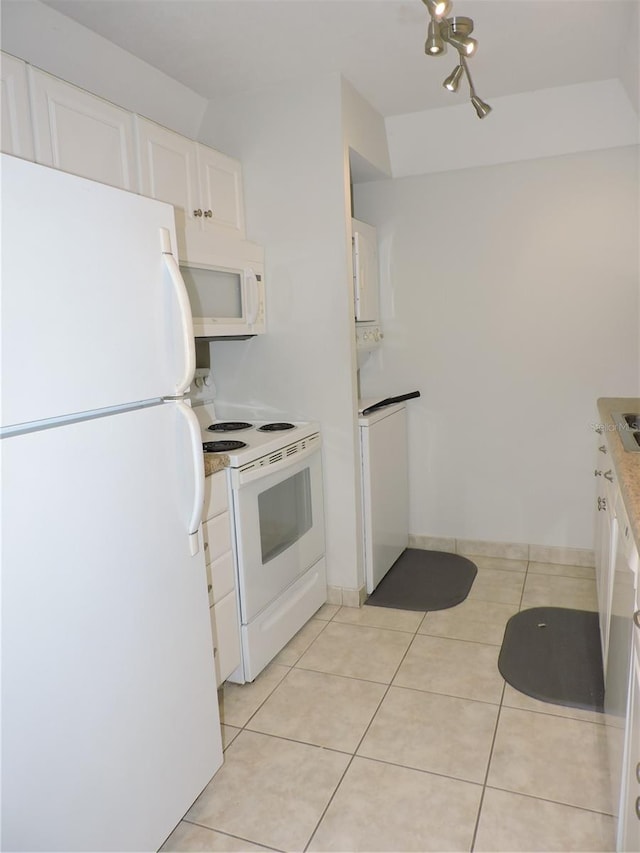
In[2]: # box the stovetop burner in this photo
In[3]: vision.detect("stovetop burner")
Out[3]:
[207,421,253,432]
[257,422,296,432]
[203,440,248,453]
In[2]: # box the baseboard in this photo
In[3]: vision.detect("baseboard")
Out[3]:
[327,585,367,608]
[408,535,595,568]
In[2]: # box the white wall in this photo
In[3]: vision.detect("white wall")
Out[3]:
[355,145,640,550]
[1,0,207,138]
[386,80,639,179]
[197,74,365,593]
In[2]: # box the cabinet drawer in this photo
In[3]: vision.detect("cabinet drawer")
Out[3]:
[203,470,228,520]
[210,550,235,604]
[209,590,241,686]
[203,512,231,565]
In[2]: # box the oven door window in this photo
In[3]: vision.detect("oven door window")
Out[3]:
[258,469,312,564]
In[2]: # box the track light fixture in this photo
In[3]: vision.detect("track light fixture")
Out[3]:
[421,2,492,118]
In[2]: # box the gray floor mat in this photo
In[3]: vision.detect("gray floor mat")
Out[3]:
[498,606,604,713]
[365,549,477,612]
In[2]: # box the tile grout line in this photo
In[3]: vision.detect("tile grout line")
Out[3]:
[302,609,429,852]
[469,557,530,850]
[179,818,285,852]
[225,613,336,733]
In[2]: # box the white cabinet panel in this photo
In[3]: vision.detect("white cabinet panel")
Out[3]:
[0,53,34,159]
[136,116,245,261]
[352,218,380,323]
[210,591,242,686]
[210,551,236,604]
[198,144,245,236]
[28,68,137,190]
[203,512,232,564]
[203,470,229,520]
[619,639,640,852]
[135,116,199,255]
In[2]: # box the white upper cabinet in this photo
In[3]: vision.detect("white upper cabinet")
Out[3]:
[197,144,245,235]
[28,68,137,191]
[1,53,34,160]
[352,218,380,324]
[136,117,245,260]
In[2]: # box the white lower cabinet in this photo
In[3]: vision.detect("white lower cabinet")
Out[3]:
[595,437,616,674]
[619,636,640,852]
[203,470,242,686]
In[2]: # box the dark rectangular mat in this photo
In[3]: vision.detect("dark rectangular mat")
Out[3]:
[365,549,477,612]
[498,607,604,713]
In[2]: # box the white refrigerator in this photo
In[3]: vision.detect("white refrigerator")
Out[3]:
[1,155,223,851]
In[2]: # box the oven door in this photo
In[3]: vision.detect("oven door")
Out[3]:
[231,445,325,623]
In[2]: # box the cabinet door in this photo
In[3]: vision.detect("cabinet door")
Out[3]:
[619,639,640,852]
[594,440,615,671]
[197,143,245,238]
[135,116,200,254]
[0,53,34,159]
[209,591,242,686]
[28,68,137,190]
[352,218,380,323]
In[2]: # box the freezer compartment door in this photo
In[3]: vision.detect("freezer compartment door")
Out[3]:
[1,402,222,852]
[1,155,194,429]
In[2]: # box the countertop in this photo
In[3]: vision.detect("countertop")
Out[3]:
[597,397,640,550]
[204,452,229,477]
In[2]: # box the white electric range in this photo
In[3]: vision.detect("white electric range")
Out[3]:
[192,398,327,683]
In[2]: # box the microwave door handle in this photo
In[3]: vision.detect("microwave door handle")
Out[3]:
[246,268,259,326]
[176,399,205,556]
[160,228,195,394]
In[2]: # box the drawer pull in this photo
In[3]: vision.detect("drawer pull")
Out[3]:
[636,796,640,820]
[636,762,640,784]
[633,610,640,629]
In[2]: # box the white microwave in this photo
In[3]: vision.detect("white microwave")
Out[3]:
[179,243,266,339]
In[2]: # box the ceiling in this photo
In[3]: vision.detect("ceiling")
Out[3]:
[40,0,638,117]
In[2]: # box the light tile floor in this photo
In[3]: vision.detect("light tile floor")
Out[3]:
[162,558,616,852]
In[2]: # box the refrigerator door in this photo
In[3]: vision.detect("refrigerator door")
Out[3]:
[1,154,195,430]
[1,402,222,852]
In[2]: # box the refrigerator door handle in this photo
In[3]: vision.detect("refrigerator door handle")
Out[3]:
[176,400,205,557]
[160,228,195,395]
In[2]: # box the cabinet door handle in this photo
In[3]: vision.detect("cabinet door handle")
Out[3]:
[204,209,213,218]
[636,796,640,820]
[603,470,614,482]
[598,445,607,454]
[193,208,203,217]
[633,610,640,629]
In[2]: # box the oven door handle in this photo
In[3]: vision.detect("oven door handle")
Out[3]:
[234,437,321,487]
[176,400,205,555]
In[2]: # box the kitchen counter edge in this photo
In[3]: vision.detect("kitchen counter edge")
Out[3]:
[597,397,640,551]
[204,453,230,477]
